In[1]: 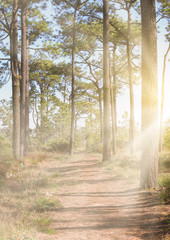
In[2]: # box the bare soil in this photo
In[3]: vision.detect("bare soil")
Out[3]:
[35,153,169,240]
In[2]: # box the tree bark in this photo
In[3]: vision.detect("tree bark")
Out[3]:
[102,0,111,161]
[69,9,77,156]
[25,5,29,156]
[110,80,116,155]
[11,0,20,160]
[159,44,170,152]
[99,89,103,142]
[112,45,117,132]
[127,3,135,154]
[140,0,158,189]
[20,0,27,158]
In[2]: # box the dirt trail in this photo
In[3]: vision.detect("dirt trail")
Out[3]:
[37,153,167,240]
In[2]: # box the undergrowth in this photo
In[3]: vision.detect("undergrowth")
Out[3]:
[0,150,64,238]
[102,151,140,181]
[33,196,61,212]
[158,174,170,204]
[159,152,170,204]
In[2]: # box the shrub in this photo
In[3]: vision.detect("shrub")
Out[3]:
[163,120,170,150]
[85,134,102,153]
[158,174,170,203]
[0,137,14,179]
[47,139,69,153]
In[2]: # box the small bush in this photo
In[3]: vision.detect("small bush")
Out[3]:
[85,134,102,153]
[159,152,170,173]
[163,120,170,150]
[47,139,69,153]
[0,137,14,179]
[158,174,170,204]
[26,152,47,165]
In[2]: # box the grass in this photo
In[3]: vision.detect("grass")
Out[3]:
[51,170,59,178]
[0,223,35,240]
[25,152,48,165]
[33,196,61,212]
[0,151,65,238]
[164,234,170,240]
[34,215,55,234]
[101,151,140,181]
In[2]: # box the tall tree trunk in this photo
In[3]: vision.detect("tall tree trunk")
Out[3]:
[112,45,117,132]
[103,0,111,161]
[69,9,77,156]
[25,5,29,156]
[11,0,20,160]
[110,49,116,155]
[110,81,116,155]
[159,44,170,152]
[99,89,103,142]
[127,3,135,154]
[20,0,27,158]
[140,0,158,189]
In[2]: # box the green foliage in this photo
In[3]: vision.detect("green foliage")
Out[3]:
[163,121,170,150]
[157,0,170,41]
[159,152,170,173]
[85,133,102,153]
[158,174,170,203]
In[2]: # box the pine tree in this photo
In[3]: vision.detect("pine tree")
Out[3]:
[140,0,158,189]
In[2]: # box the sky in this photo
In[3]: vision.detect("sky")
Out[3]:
[0,0,169,129]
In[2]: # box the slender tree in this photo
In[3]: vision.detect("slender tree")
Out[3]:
[103,0,111,161]
[140,0,158,189]
[112,45,117,133]
[11,0,20,159]
[20,0,28,157]
[24,1,29,156]
[110,75,116,155]
[70,6,77,156]
[126,0,135,154]
[159,43,170,152]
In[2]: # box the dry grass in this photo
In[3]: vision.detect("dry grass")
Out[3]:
[101,151,140,182]
[0,151,64,239]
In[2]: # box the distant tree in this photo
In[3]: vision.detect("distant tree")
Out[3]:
[0,100,12,139]
[29,58,61,143]
[53,0,89,156]
[103,0,111,161]
[159,44,170,152]
[157,0,170,41]
[140,0,158,189]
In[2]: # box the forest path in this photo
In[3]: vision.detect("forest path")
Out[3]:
[37,153,166,240]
